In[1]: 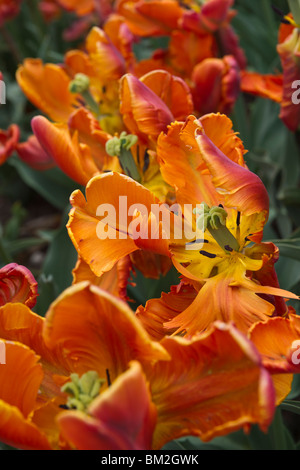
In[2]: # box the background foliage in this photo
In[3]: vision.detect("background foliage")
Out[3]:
[0,0,300,450]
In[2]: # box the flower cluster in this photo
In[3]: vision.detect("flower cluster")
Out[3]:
[0,0,300,451]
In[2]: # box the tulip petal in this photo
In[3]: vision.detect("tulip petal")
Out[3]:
[32,115,98,186]
[0,263,38,308]
[58,361,157,450]
[67,172,170,277]
[119,74,174,143]
[43,282,169,380]
[147,322,275,447]
[16,59,77,122]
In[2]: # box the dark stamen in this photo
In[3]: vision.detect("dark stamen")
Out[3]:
[236,211,241,227]
[143,149,150,173]
[200,250,217,259]
[106,369,111,387]
[186,239,209,245]
[224,245,233,252]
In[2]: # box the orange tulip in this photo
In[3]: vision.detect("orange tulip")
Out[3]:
[57,361,157,450]
[0,282,168,449]
[191,55,240,116]
[58,322,277,449]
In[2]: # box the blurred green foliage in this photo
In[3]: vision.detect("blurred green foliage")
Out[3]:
[0,0,300,451]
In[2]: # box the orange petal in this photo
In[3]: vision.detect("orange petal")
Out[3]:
[164,272,276,336]
[32,115,98,186]
[0,341,51,449]
[140,69,194,121]
[58,361,157,450]
[43,282,169,380]
[0,124,20,165]
[67,172,170,277]
[119,74,174,143]
[191,55,240,116]
[16,58,77,122]
[0,302,71,378]
[249,314,300,375]
[85,26,126,81]
[195,123,269,217]
[168,30,215,78]
[157,114,246,207]
[0,263,38,308]
[57,0,95,15]
[147,322,275,447]
[240,70,283,103]
[136,282,197,340]
[72,255,135,301]
[117,0,183,36]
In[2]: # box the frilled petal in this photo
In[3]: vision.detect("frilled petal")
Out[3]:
[249,314,300,375]
[67,172,170,277]
[164,270,276,336]
[195,122,269,219]
[32,115,99,186]
[136,282,197,340]
[16,134,55,171]
[140,70,194,121]
[0,124,20,165]
[119,74,174,143]
[72,255,135,301]
[67,108,117,172]
[146,322,275,448]
[0,341,51,450]
[240,70,283,103]
[168,30,215,78]
[16,59,78,122]
[245,242,291,317]
[191,55,240,116]
[58,361,157,450]
[85,27,126,81]
[0,263,38,308]
[43,282,169,380]
[157,114,246,207]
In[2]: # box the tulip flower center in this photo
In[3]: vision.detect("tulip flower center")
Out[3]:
[105,132,142,183]
[61,371,105,411]
[69,73,101,118]
[194,203,240,253]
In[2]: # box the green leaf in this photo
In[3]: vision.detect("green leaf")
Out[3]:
[9,157,81,211]
[40,208,77,301]
[280,400,300,416]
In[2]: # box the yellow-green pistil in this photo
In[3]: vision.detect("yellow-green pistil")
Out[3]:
[61,371,105,411]
[69,73,101,118]
[194,203,240,253]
